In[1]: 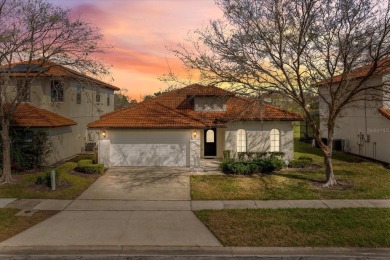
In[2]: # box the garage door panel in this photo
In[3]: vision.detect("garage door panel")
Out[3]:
[109,130,190,167]
[110,144,187,166]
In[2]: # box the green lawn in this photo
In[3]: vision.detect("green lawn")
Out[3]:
[0,208,57,242]
[0,160,102,199]
[195,208,390,247]
[191,140,390,200]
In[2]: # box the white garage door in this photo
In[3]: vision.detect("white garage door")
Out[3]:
[109,130,190,166]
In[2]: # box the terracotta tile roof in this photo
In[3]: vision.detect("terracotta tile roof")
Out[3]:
[88,102,206,129]
[319,57,390,85]
[88,84,303,129]
[9,103,76,128]
[0,60,119,91]
[378,107,390,120]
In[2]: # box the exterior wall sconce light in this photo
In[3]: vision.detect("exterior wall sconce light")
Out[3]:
[102,130,106,138]
[193,130,197,139]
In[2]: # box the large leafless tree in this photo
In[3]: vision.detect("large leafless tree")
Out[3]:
[172,0,390,187]
[0,0,110,183]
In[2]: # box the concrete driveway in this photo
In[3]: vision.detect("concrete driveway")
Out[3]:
[78,167,191,200]
[1,167,222,247]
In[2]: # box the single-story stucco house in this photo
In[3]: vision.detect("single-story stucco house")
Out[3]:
[88,84,303,168]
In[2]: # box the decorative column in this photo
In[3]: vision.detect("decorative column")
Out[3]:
[190,129,202,171]
[98,139,111,168]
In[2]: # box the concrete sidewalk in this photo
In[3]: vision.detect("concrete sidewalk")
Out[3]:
[191,199,390,210]
[1,198,390,211]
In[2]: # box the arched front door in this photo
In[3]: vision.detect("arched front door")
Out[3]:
[204,128,217,156]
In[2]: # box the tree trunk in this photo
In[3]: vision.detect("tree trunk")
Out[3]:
[323,152,337,187]
[314,130,337,187]
[0,121,12,183]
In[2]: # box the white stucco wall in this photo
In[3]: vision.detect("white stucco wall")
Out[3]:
[98,139,111,168]
[224,121,295,160]
[47,126,84,164]
[319,75,390,163]
[190,139,201,169]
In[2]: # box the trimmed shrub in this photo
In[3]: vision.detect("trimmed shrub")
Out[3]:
[268,151,285,158]
[237,152,246,161]
[232,162,258,175]
[253,157,285,173]
[220,157,284,175]
[254,152,267,159]
[223,150,231,161]
[288,159,311,168]
[298,156,314,162]
[288,156,313,168]
[244,152,255,160]
[76,159,104,174]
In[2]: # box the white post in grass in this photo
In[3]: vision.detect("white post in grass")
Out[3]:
[50,170,56,191]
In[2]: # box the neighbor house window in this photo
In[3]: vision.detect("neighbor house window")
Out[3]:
[17,80,31,102]
[51,80,64,102]
[236,129,246,152]
[270,129,280,152]
[107,93,110,106]
[76,85,81,104]
[96,91,100,103]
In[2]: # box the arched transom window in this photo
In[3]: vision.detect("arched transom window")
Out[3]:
[206,129,215,143]
[236,129,246,152]
[270,129,280,152]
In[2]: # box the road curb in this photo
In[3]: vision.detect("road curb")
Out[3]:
[0,246,389,258]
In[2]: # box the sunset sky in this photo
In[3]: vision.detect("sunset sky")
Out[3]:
[49,0,223,100]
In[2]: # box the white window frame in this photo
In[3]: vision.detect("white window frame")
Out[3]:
[270,129,280,152]
[236,129,246,152]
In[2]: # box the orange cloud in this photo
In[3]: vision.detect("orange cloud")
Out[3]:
[48,0,223,98]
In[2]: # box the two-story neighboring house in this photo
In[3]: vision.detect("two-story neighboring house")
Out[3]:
[1,60,120,165]
[88,84,302,168]
[318,62,390,163]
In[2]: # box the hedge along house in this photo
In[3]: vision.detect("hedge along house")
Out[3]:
[0,60,120,165]
[88,84,303,168]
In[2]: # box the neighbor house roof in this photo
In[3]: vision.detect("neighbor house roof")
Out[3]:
[318,57,390,85]
[9,103,76,128]
[378,107,390,120]
[88,84,303,129]
[0,60,119,91]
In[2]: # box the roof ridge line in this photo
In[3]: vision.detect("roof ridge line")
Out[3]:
[100,103,142,119]
[154,102,207,127]
[262,103,304,118]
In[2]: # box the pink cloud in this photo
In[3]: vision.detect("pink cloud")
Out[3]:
[47,0,223,98]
